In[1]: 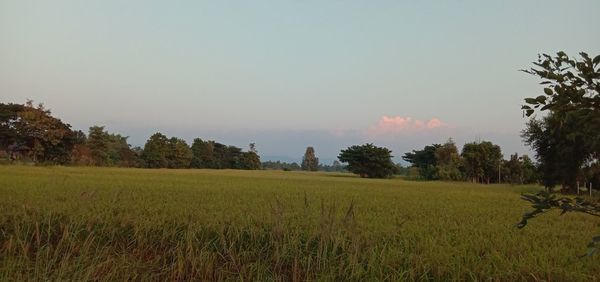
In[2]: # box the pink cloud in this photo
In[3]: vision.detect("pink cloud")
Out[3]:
[427,118,442,129]
[368,115,445,135]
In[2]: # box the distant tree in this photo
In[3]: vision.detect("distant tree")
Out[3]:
[13,101,76,164]
[190,138,216,168]
[235,143,261,170]
[213,143,242,169]
[262,160,301,171]
[0,103,24,153]
[503,153,524,184]
[87,126,110,166]
[319,160,347,172]
[402,144,440,180]
[142,132,170,168]
[501,154,539,185]
[332,160,343,170]
[394,163,410,176]
[338,143,396,178]
[109,134,139,167]
[520,155,538,184]
[435,139,463,181]
[71,143,93,165]
[301,147,319,171]
[191,138,259,169]
[167,137,192,168]
[237,152,261,170]
[461,141,502,184]
[330,160,345,172]
[131,146,145,167]
[85,126,139,167]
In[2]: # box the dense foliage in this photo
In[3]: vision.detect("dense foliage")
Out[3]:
[461,141,503,184]
[0,101,260,170]
[301,147,319,171]
[521,52,600,192]
[402,144,440,180]
[401,139,536,184]
[338,143,396,178]
[0,101,77,164]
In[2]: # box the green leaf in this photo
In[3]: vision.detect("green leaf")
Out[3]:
[543,88,553,95]
[593,55,600,65]
[524,98,537,104]
[526,109,534,116]
[536,95,547,103]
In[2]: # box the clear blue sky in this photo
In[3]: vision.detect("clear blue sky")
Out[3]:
[2,1,599,163]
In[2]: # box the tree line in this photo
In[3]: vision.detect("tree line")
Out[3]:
[400,139,537,184]
[339,51,600,189]
[0,100,551,183]
[0,101,260,170]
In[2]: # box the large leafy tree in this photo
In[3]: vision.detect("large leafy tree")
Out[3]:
[142,132,170,168]
[213,143,242,169]
[236,152,261,170]
[502,153,538,185]
[402,144,440,180]
[338,143,396,178]
[109,134,139,167]
[520,155,539,184]
[190,138,216,168]
[87,126,110,166]
[85,126,139,167]
[301,147,319,171]
[167,137,193,169]
[503,153,523,184]
[521,52,600,192]
[461,141,502,184]
[236,143,261,170]
[12,101,76,164]
[190,138,259,169]
[0,103,24,152]
[435,139,463,181]
[522,115,586,190]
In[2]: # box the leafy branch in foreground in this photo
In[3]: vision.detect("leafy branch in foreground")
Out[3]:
[517,191,600,256]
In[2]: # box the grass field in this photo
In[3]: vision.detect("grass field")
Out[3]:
[0,166,599,281]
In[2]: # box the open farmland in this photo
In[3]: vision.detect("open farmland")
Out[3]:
[0,166,598,281]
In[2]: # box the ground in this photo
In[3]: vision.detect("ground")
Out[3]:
[0,166,598,281]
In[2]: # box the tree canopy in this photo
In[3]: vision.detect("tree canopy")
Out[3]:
[338,143,396,178]
[521,52,600,192]
[461,141,502,184]
[1,101,76,164]
[403,144,440,180]
[301,147,319,171]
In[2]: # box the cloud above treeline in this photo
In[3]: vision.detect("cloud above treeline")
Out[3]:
[367,115,445,136]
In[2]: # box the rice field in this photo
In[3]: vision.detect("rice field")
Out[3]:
[0,165,598,281]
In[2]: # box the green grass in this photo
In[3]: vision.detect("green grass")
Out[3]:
[0,166,598,281]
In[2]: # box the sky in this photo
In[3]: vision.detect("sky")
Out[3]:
[2,1,599,164]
